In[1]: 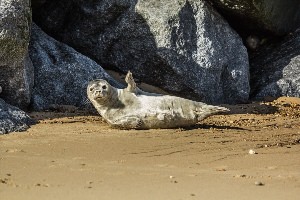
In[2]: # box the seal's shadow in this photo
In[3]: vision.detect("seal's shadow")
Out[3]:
[223,102,278,115]
[176,101,278,131]
[180,124,248,131]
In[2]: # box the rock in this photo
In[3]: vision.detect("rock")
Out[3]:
[207,0,300,36]
[254,181,264,186]
[29,23,122,111]
[0,0,33,109]
[33,0,249,104]
[246,35,260,50]
[0,98,33,134]
[250,29,300,100]
[248,149,256,155]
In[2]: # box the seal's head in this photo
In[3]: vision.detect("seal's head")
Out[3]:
[87,79,113,104]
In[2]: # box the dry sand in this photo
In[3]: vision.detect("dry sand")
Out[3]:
[0,97,300,200]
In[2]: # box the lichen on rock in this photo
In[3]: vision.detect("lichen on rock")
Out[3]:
[0,0,33,109]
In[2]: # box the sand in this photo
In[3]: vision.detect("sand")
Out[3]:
[0,97,300,200]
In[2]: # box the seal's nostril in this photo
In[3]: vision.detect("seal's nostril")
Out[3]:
[95,90,103,96]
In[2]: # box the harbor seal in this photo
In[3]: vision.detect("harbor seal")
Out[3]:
[87,71,229,129]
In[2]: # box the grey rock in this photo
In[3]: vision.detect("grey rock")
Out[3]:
[0,98,33,134]
[207,0,300,36]
[0,0,33,109]
[33,0,249,104]
[250,29,300,99]
[29,23,122,111]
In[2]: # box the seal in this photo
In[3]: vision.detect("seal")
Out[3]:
[87,71,229,129]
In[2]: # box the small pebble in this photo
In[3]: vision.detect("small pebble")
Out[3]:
[249,149,256,155]
[234,174,247,178]
[169,176,174,179]
[255,181,264,186]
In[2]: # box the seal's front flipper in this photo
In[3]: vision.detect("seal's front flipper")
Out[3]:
[125,71,137,93]
[110,116,143,129]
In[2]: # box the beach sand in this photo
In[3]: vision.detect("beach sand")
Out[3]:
[1,97,299,200]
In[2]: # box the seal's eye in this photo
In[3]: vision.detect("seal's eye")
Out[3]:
[102,85,107,90]
[89,87,94,92]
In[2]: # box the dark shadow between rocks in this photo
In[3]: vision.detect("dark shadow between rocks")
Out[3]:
[182,124,248,131]
[249,42,284,100]
[249,30,300,100]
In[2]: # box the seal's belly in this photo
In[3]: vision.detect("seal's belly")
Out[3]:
[140,113,198,129]
[135,95,199,128]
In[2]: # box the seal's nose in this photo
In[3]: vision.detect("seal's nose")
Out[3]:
[95,90,101,96]
[95,89,106,98]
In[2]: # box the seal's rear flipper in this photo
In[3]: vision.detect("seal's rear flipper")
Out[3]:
[195,105,229,121]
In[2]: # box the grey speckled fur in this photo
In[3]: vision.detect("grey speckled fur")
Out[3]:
[87,72,229,129]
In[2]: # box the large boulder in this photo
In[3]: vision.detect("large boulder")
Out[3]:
[0,0,33,109]
[207,0,300,36]
[29,24,121,111]
[33,0,249,104]
[0,98,33,134]
[250,29,300,99]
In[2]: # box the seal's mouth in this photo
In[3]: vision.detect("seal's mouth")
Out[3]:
[94,96,102,100]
